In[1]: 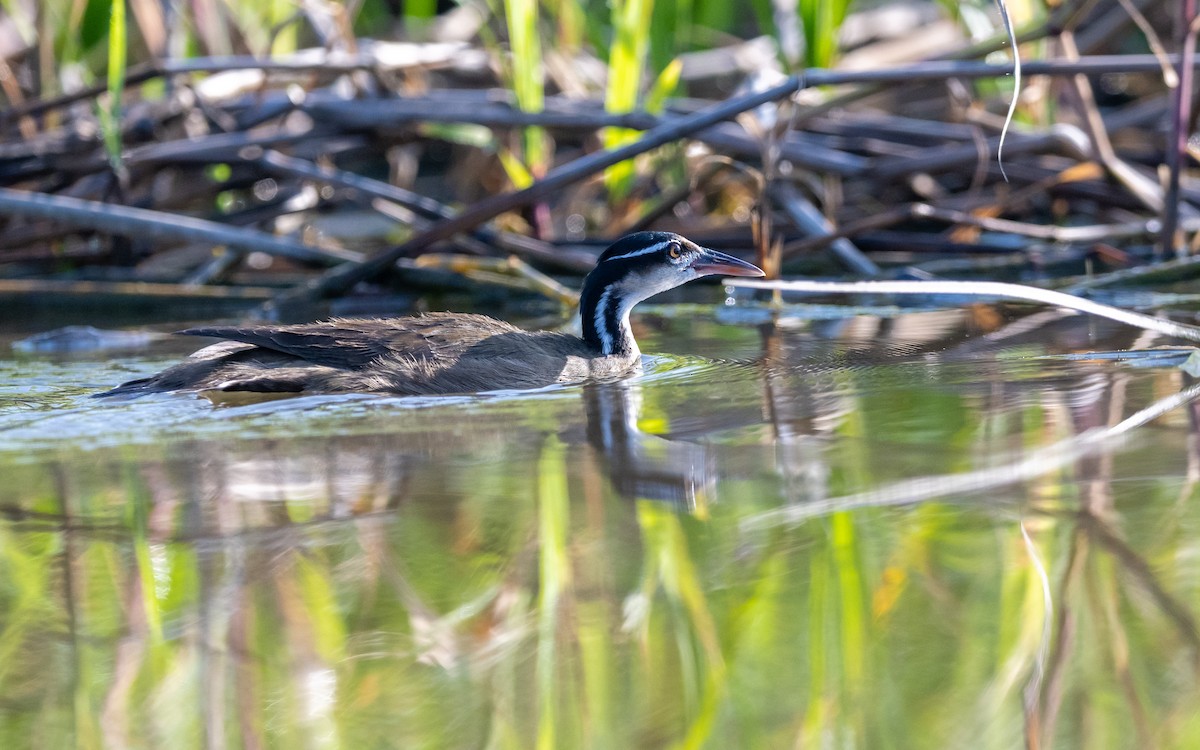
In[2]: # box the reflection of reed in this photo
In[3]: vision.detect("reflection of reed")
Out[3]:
[8,310,1200,748]
[749,304,1189,520]
[746,380,1200,527]
[59,381,725,746]
[750,311,1200,748]
[1032,383,1200,748]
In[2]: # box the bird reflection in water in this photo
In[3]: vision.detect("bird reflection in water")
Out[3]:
[152,380,718,528]
[582,381,715,511]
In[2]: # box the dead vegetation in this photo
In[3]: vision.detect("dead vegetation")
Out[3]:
[0,1,1197,317]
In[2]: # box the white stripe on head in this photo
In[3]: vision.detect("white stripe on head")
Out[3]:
[601,239,674,263]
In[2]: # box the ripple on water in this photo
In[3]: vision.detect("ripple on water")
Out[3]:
[3,307,1190,462]
[0,357,593,461]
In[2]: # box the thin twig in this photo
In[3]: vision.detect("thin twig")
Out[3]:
[993,0,1021,182]
[411,253,579,305]
[1163,8,1200,258]
[910,202,1162,243]
[1115,0,1180,86]
[0,278,274,299]
[770,181,879,276]
[1063,251,1200,292]
[1060,31,1166,213]
[727,276,1200,343]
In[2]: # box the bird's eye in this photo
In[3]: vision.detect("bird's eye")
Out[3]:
[667,242,682,260]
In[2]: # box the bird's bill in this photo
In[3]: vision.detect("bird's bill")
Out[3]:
[689,249,765,278]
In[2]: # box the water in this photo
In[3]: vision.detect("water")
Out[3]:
[1,302,1198,749]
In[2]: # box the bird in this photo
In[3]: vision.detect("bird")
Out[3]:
[97,231,764,399]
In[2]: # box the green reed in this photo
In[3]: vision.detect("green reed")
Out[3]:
[602,0,656,198]
[798,0,852,68]
[501,0,548,186]
[101,0,126,173]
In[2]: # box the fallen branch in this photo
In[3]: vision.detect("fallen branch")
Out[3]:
[0,187,361,266]
[726,277,1200,343]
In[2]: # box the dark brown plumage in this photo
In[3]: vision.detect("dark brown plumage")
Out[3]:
[97,232,763,399]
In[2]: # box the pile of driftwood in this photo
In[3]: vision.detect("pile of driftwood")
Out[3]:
[0,2,1197,316]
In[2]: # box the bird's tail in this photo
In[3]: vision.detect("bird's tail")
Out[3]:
[92,377,156,399]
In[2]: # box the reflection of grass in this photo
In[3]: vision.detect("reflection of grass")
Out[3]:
[536,436,570,749]
[126,470,164,643]
[0,525,55,684]
[2,374,1200,747]
[634,501,726,747]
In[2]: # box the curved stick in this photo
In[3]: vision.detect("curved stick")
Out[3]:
[726,277,1200,343]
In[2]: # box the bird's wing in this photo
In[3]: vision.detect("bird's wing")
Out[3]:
[180,325,394,369]
[180,314,520,370]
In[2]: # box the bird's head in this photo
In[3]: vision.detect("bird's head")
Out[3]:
[580,231,764,355]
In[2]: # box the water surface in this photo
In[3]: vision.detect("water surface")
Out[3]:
[1,302,1198,749]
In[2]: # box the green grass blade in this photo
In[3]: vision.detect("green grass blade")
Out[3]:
[798,0,852,68]
[503,0,548,183]
[603,0,656,199]
[103,0,127,172]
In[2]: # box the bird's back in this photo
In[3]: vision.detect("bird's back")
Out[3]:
[98,313,633,398]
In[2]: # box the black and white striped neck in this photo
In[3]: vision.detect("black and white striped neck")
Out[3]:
[580,273,640,356]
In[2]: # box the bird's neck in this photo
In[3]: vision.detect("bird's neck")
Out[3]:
[580,275,639,357]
